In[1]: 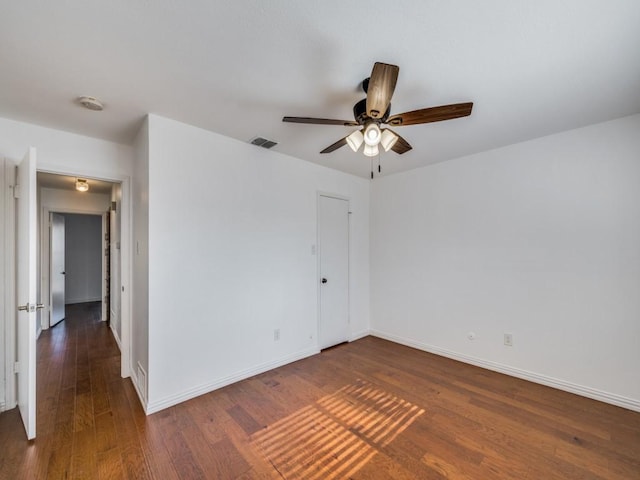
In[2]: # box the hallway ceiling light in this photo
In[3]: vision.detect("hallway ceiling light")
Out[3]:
[75,178,89,192]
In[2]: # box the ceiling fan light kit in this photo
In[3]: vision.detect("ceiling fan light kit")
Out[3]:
[363,144,379,157]
[346,129,364,152]
[380,129,398,152]
[363,123,381,146]
[283,61,473,162]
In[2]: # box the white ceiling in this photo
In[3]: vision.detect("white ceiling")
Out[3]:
[1,1,639,178]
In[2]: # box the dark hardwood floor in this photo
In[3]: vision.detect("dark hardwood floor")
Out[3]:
[0,303,639,479]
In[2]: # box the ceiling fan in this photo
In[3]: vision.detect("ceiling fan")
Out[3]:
[283,62,473,161]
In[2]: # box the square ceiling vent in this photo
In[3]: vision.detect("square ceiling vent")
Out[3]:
[249,136,278,149]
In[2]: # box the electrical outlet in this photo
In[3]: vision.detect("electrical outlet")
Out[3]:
[274,329,280,341]
[504,333,513,346]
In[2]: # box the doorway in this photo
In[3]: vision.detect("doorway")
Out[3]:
[38,174,118,333]
[36,173,127,399]
[318,194,350,349]
[52,213,104,314]
[3,155,131,439]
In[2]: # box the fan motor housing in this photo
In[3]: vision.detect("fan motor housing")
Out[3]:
[353,98,390,125]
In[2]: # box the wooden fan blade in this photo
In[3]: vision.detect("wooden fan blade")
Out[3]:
[320,136,348,154]
[389,130,413,154]
[366,62,399,119]
[283,116,358,126]
[387,102,473,126]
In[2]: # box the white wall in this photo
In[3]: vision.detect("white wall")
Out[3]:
[40,188,111,212]
[0,159,7,410]
[370,114,640,411]
[131,118,149,403]
[63,214,103,304]
[0,117,133,178]
[144,114,370,412]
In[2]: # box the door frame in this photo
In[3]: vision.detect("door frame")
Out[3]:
[36,168,132,380]
[41,208,107,330]
[2,164,132,415]
[2,159,17,412]
[48,212,66,329]
[316,191,351,349]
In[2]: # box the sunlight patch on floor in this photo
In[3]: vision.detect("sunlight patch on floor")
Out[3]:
[252,379,425,479]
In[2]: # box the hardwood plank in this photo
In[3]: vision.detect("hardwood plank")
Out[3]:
[227,404,265,436]
[97,447,126,480]
[70,425,98,479]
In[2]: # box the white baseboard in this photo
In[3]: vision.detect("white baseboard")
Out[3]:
[370,330,640,413]
[0,400,5,412]
[146,346,320,415]
[65,297,102,305]
[350,329,370,342]
[110,322,122,351]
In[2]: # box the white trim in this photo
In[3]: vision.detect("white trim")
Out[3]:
[145,347,320,415]
[3,160,17,410]
[110,320,122,351]
[349,329,370,342]
[64,297,103,305]
[119,177,131,379]
[370,330,640,413]
[101,212,107,322]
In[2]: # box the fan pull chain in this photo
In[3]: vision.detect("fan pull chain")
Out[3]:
[378,151,381,174]
[370,156,374,179]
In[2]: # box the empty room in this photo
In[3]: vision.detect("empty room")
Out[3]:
[0,1,639,479]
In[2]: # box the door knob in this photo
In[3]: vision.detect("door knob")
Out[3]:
[321,278,328,284]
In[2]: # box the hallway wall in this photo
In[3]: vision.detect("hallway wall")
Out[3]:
[64,214,103,304]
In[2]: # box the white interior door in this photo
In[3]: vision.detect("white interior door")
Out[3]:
[318,195,349,349]
[16,147,37,439]
[50,212,65,327]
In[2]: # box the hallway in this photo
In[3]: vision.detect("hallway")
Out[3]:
[0,302,143,478]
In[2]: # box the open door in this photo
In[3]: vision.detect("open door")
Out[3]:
[16,147,38,439]
[50,212,66,327]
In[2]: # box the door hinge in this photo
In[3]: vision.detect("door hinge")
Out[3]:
[13,362,20,374]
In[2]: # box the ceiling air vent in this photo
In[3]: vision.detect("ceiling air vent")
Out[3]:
[249,136,278,149]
